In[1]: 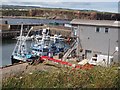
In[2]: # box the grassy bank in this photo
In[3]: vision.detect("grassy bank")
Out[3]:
[2,65,119,88]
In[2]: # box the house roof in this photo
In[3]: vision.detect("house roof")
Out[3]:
[70,19,120,28]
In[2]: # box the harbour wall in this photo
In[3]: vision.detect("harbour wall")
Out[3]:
[1,24,71,39]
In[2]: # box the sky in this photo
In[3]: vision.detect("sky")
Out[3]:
[1,0,120,13]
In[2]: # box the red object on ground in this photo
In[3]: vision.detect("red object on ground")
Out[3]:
[40,56,94,70]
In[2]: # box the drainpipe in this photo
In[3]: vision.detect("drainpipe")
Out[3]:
[76,25,79,57]
[107,39,110,67]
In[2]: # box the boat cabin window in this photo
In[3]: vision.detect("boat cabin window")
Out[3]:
[102,59,105,61]
[39,50,42,52]
[32,49,39,51]
[33,49,43,52]
[43,48,49,52]
[86,50,92,53]
[110,58,113,62]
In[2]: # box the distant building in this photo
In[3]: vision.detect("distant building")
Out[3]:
[70,19,119,66]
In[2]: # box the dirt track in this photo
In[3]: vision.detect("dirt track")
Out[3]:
[1,63,28,78]
[1,62,59,79]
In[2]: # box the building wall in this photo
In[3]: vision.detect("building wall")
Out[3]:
[73,25,118,60]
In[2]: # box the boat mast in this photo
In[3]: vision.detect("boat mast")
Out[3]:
[12,23,24,55]
[17,23,24,55]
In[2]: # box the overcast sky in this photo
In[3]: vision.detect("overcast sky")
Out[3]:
[2,0,120,13]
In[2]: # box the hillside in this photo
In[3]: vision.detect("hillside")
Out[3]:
[2,64,119,88]
[1,5,120,20]
[29,9,120,20]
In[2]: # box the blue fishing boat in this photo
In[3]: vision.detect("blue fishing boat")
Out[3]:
[31,28,69,57]
[31,28,51,56]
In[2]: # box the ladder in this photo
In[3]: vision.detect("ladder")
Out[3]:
[63,36,82,61]
[62,40,77,60]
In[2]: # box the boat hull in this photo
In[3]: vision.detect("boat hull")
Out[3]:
[11,55,25,64]
[11,55,39,64]
[11,58,23,64]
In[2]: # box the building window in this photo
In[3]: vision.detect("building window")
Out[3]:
[73,27,77,36]
[105,28,109,33]
[95,27,100,32]
[92,54,97,61]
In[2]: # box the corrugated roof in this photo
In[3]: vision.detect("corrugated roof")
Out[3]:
[70,19,120,28]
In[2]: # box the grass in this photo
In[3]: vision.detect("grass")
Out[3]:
[2,65,119,88]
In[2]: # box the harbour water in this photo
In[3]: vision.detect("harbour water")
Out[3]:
[2,39,32,67]
[2,39,17,66]
[1,18,70,67]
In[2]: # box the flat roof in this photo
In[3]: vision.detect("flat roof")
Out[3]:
[70,19,120,28]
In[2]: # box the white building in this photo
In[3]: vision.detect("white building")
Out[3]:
[70,19,119,66]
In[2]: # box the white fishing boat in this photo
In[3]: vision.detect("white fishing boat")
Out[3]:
[11,24,34,64]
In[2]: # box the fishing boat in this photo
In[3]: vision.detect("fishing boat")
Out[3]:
[31,28,51,56]
[31,28,69,57]
[11,24,34,64]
